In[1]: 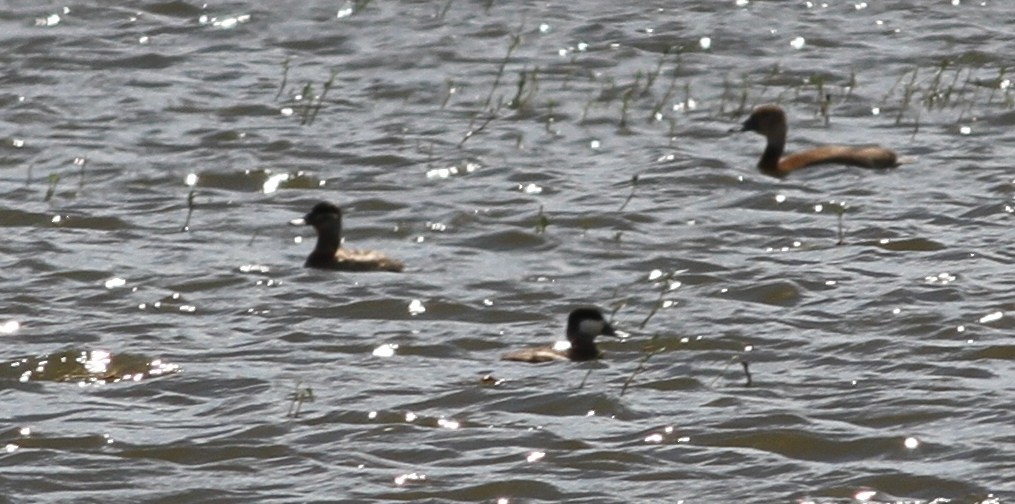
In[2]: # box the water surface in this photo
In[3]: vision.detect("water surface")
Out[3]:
[1,1,1013,503]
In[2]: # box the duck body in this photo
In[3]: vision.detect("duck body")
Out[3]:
[501,307,618,363]
[740,104,899,177]
[291,202,404,273]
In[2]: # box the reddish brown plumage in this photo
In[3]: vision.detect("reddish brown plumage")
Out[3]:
[739,104,899,177]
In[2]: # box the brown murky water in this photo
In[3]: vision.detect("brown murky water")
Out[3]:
[1,1,1013,503]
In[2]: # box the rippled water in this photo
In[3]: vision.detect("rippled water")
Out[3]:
[1,1,1013,503]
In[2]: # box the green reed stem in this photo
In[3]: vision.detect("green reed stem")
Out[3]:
[484,32,522,110]
[180,189,196,232]
[275,57,291,100]
[286,380,315,418]
[620,334,662,396]
[44,173,60,202]
[618,175,639,212]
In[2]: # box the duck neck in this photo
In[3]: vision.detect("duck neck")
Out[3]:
[566,334,601,361]
[758,131,786,176]
[312,221,342,256]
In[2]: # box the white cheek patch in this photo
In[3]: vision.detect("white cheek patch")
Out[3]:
[578,319,605,336]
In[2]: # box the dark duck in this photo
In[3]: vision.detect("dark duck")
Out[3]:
[501,308,620,363]
[290,202,404,272]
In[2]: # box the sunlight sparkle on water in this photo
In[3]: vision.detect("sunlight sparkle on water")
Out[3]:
[185,173,198,186]
[393,472,426,486]
[924,272,956,284]
[262,172,290,193]
[855,490,877,502]
[408,299,426,316]
[978,311,1002,324]
[904,437,919,449]
[199,14,250,29]
[372,343,398,358]
[104,277,126,289]
[790,36,806,49]
[699,37,711,50]
[437,418,460,429]
[80,350,111,375]
[0,320,20,334]
[526,451,545,463]
[35,14,61,26]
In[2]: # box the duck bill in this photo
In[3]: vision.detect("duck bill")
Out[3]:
[601,323,627,339]
[289,217,307,226]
